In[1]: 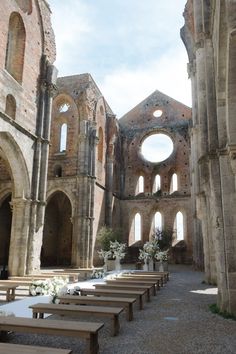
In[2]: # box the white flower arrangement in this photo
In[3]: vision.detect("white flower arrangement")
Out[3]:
[140,239,160,260]
[155,250,168,262]
[29,276,69,300]
[97,249,112,260]
[138,249,151,261]
[109,240,126,259]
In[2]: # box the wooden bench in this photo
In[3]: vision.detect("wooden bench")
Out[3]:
[29,302,124,336]
[117,275,161,289]
[106,279,157,296]
[59,295,136,321]
[132,271,169,282]
[0,342,72,354]
[0,285,16,301]
[0,316,104,354]
[121,274,164,287]
[94,283,152,302]
[80,288,146,310]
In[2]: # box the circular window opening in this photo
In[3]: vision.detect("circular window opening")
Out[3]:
[141,133,173,163]
[58,102,70,113]
[153,109,163,118]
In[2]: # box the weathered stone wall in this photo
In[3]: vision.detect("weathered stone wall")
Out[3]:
[0,0,56,275]
[182,0,236,314]
[119,90,193,263]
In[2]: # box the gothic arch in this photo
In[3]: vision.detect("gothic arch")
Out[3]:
[42,191,73,267]
[5,12,26,83]
[0,132,31,275]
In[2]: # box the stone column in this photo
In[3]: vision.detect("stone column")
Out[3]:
[27,57,58,274]
[8,198,31,275]
[105,143,114,227]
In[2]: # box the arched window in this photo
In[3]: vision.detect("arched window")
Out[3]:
[154,174,161,192]
[5,13,26,83]
[5,94,16,119]
[174,211,184,240]
[170,173,178,193]
[60,123,67,152]
[134,213,141,241]
[54,165,62,178]
[136,176,144,194]
[154,211,162,232]
[98,127,103,162]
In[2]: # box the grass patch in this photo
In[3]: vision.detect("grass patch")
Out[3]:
[209,304,236,320]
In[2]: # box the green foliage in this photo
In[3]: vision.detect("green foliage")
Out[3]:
[153,228,173,251]
[209,303,236,320]
[97,226,122,251]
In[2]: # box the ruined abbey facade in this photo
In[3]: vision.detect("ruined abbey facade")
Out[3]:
[0,0,235,315]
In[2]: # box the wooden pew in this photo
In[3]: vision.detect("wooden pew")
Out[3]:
[59,295,136,321]
[115,275,163,290]
[29,303,124,336]
[105,279,157,296]
[0,342,72,354]
[0,316,104,354]
[80,288,146,310]
[132,271,169,282]
[121,274,164,287]
[94,283,152,302]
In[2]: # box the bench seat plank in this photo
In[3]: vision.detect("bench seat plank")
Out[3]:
[29,303,124,336]
[0,342,72,354]
[0,316,103,354]
[106,279,157,295]
[121,274,164,287]
[80,288,145,310]
[94,283,152,302]
[58,295,136,321]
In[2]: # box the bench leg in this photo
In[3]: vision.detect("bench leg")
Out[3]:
[146,289,151,302]
[112,315,120,336]
[87,333,99,354]
[152,285,157,296]
[139,295,144,310]
[126,304,133,321]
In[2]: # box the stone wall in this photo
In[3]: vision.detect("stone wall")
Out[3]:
[181,0,236,315]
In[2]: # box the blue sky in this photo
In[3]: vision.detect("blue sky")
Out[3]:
[48,0,191,118]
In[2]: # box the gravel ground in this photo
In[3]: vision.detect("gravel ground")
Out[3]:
[1,264,236,354]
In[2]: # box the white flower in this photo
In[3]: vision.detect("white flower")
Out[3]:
[29,277,68,297]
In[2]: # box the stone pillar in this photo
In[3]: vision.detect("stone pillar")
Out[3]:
[72,121,96,268]
[105,143,114,227]
[8,198,31,275]
[27,57,58,274]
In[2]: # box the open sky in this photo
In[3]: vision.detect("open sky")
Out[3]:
[48,0,191,118]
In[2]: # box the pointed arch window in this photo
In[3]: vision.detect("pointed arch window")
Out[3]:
[154,174,161,192]
[5,12,26,83]
[134,213,141,241]
[5,94,16,119]
[136,176,144,194]
[60,123,67,152]
[98,127,103,162]
[174,211,184,240]
[154,211,162,232]
[170,173,178,193]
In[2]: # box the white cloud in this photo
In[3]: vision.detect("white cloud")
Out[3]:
[49,0,93,73]
[99,48,191,118]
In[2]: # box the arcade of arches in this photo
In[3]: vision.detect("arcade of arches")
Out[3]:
[1,0,236,316]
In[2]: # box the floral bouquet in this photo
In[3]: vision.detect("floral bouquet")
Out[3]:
[138,249,151,262]
[109,240,126,259]
[155,250,168,262]
[29,276,69,303]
